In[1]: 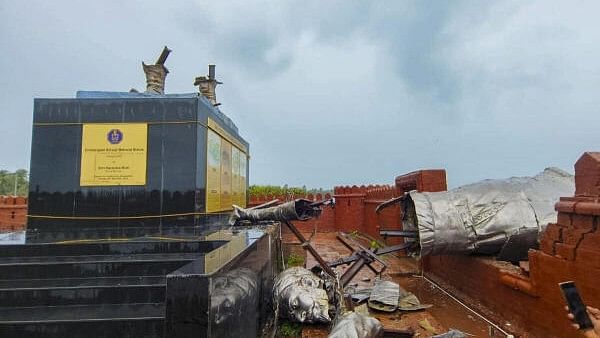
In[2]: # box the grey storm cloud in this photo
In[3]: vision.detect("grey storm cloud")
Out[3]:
[1,1,600,189]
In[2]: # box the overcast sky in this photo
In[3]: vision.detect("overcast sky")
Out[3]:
[1,1,599,188]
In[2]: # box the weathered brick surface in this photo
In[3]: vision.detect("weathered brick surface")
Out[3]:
[571,214,595,230]
[540,223,562,255]
[562,228,590,246]
[556,212,571,227]
[555,242,576,260]
[334,186,367,233]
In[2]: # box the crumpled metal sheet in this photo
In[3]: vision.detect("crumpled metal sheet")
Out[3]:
[368,280,400,312]
[348,287,373,304]
[273,267,331,323]
[404,168,574,256]
[229,199,321,225]
[398,292,432,311]
[328,312,383,338]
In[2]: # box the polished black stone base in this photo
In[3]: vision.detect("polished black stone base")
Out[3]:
[0,226,276,338]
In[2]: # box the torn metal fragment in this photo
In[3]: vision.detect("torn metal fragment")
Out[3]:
[347,287,372,304]
[368,280,400,312]
[398,292,432,311]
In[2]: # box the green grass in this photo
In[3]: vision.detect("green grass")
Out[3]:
[286,253,305,267]
[279,321,302,337]
[369,239,384,250]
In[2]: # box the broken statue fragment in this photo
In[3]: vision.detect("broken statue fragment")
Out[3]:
[367,280,400,312]
[328,312,383,338]
[273,267,331,323]
[402,168,574,256]
[229,199,322,225]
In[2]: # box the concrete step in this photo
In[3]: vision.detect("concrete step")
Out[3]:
[0,239,226,258]
[0,303,164,338]
[0,282,166,308]
[0,251,204,264]
[0,254,199,280]
[0,275,165,289]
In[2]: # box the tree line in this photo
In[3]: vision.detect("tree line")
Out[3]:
[248,185,330,198]
[0,170,29,196]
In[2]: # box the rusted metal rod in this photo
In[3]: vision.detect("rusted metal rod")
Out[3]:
[283,221,336,277]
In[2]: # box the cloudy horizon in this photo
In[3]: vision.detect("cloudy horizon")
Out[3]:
[1,1,599,189]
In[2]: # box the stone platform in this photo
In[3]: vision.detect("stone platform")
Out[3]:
[0,227,276,338]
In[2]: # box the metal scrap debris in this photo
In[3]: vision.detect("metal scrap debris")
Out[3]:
[368,280,400,312]
[398,292,432,311]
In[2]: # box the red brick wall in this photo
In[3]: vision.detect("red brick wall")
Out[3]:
[332,170,448,239]
[424,153,600,338]
[333,185,367,233]
[248,170,447,239]
[0,196,27,232]
[364,185,400,239]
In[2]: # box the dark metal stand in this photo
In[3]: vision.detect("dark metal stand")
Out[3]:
[283,221,336,277]
[328,232,415,287]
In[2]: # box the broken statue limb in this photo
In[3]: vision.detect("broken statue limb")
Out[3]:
[273,267,331,324]
[401,167,575,256]
[142,46,171,95]
[229,199,328,226]
[328,311,383,338]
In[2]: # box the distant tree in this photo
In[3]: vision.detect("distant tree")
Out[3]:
[0,169,29,196]
[248,185,331,198]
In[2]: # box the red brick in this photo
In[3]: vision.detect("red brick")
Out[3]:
[540,236,556,255]
[575,152,600,197]
[542,223,562,242]
[556,212,572,227]
[563,228,590,245]
[0,195,27,231]
[571,214,595,230]
[575,248,600,269]
[555,243,576,261]
[578,232,600,251]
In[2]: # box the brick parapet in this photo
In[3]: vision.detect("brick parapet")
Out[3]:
[0,195,28,232]
[395,169,447,193]
[575,152,600,197]
[248,192,332,207]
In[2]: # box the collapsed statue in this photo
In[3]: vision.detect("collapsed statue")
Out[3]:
[399,167,574,257]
